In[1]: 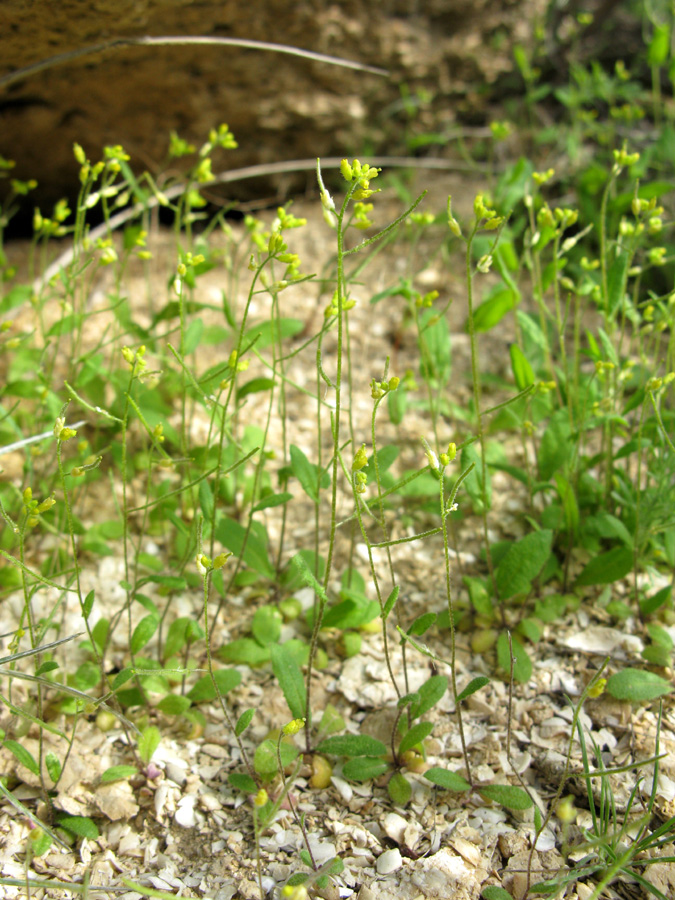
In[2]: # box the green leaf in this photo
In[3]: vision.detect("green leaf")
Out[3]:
[464,576,492,617]
[187,667,242,703]
[252,606,282,647]
[235,709,255,737]
[100,765,138,784]
[642,644,671,667]
[399,721,434,755]
[575,546,634,587]
[472,285,519,333]
[36,660,59,676]
[640,585,672,617]
[388,384,407,424]
[252,491,293,513]
[646,624,673,650]
[479,784,533,810]
[254,739,298,778]
[198,480,214,523]
[270,643,306,720]
[509,343,535,391]
[462,443,491,513]
[163,617,191,660]
[388,772,412,806]
[497,632,532,683]
[315,735,387,758]
[342,757,390,782]
[382,585,399,620]
[606,248,629,317]
[649,23,670,67]
[424,767,470,792]
[229,772,257,793]
[606,668,673,702]
[290,444,328,503]
[131,614,159,655]
[457,676,490,703]
[246,317,303,349]
[4,739,40,776]
[407,612,436,636]
[538,409,572,480]
[496,530,553,599]
[411,675,448,719]
[138,726,161,764]
[237,377,275,401]
[534,594,569,623]
[156,694,192,715]
[318,704,345,736]
[83,590,95,619]
[45,752,62,783]
[291,552,330,606]
[216,516,274,580]
[218,638,271,666]
[56,815,99,840]
[0,282,32,315]
[112,667,135,690]
[420,309,451,382]
[30,828,53,857]
[74,660,101,691]
[482,886,514,900]
[518,617,542,644]
[534,806,542,832]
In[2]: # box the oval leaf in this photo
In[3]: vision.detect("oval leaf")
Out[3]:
[45,752,62,784]
[100,765,138,784]
[342,757,389,782]
[399,721,434,756]
[188,667,242,703]
[479,783,533,810]
[388,772,412,807]
[457,675,490,703]
[315,735,387,759]
[131,614,159,655]
[606,668,673,702]
[137,725,161,765]
[235,708,255,737]
[3,740,39,777]
[496,530,553,600]
[411,675,448,719]
[497,632,532,684]
[270,643,306,720]
[575,546,634,587]
[56,815,99,840]
[424,767,471,792]
[482,886,515,900]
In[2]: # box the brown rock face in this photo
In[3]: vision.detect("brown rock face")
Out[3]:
[1,0,535,215]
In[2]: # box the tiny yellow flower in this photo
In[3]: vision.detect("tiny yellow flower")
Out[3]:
[254,789,268,807]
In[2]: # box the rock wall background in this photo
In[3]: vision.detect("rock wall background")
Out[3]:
[0,0,634,217]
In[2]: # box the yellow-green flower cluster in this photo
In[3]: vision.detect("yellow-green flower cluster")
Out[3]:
[415,289,438,309]
[421,437,456,472]
[646,372,675,393]
[352,443,369,495]
[33,198,71,239]
[353,201,374,229]
[340,158,381,201]
[22,488,56,529]
[473,194,504,231]
[196,551,232,574]
[53,417,78,443]
[121,344,148,376]
[370,376,400,400]
[324,289,356,319]
[612,144,640,174]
